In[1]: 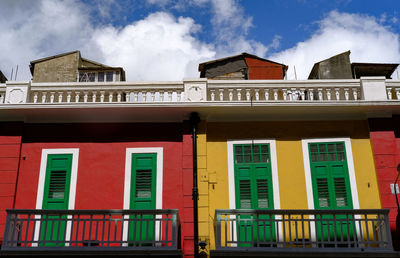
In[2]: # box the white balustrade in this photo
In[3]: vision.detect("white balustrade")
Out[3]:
[7,79,397,105]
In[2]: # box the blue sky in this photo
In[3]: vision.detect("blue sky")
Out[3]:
[1,0,399,81]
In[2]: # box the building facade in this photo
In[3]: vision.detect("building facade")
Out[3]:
[0,53,399,257]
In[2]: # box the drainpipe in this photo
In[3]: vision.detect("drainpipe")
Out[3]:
[190,112,200,258]
[395,163,400,241]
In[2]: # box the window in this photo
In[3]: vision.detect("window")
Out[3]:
[98,72,104,82]
[34,148,79,246]
[234,144,273,210]
[228,140,280,245]
[79,72,95,82]
[106,72,114,82]
[308,142,353,209]
[78,71,118,82]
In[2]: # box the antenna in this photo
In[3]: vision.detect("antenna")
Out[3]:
[294,65,297,80]
[10,68,13,81]
[15,65,18,81]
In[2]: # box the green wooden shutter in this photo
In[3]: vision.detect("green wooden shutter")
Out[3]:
[42,154,73,210]
[309,142,355,241]
[233,144,275,244]
[129,153,157,244]
[130,153,157,210]
[234,144,273,209]
[41,154,73,246]
[309,142,353,210]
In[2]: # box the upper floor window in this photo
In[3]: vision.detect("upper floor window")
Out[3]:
[79,71,120,82]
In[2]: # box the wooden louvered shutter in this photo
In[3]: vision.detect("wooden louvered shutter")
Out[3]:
[130,153,157,210]
[234,144,273,210]
[309,142,353,210]
[42,154,73,210]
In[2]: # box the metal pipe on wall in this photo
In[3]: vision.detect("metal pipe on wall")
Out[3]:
[190,112,200,258]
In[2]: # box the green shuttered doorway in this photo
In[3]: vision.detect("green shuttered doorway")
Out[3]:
[129,153,157,244]
[41,154,73,246]
[308,142,354,241]
[234,144,275,246]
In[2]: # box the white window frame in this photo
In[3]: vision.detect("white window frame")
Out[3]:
[33,148,79,246]
[122,147,163,244]
[227,139,281,244]
[301,138,361,241]
[78,71,117,82]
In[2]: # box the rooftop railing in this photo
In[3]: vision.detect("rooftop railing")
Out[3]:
[215,209,393,252]
[2,209,180,252]
[1,78,399,104]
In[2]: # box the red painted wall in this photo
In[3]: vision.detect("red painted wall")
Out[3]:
[1,123,194,256]
[245,57,285,80]
[0,123,22,243]
[369,117,400,249]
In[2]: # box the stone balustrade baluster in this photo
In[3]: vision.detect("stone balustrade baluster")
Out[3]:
[326,88,331,101]
[273,89,278,101]
[246,89,251,101]
[100,91,105,103]
[334,88,340,101]
[58,92,63,103]
[42,92,47,103]
[318,88,323,101]
[386,88,392,100]
[50,92,55,103]
[219,89,224,101]
[109,92,113,102]
[237,89,242,101]
[308,89,314,101]
[282,89,288,101]
[92,92,97,103]
[117,92,122,102]
[66,92,71,103]
[84,92,88,103]
[228,89,233,101]
[210,89,215,101]
[255,89,260,101]
[352,88,358,100]
[33,92,38,103]
[344,88,349,101]
[75,92,80,103]
[300,88,305,101]
[168,91,172,102]
[159,90,164,102]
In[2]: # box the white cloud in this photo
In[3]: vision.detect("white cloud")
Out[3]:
[269,11,400,79]
[91,12,215,80]
[0,0,94,80]
[0,0,215,81]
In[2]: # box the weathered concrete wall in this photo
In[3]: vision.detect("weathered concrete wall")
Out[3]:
[204,57,247,79]
[311,52,353,79]
[32,52,79,82]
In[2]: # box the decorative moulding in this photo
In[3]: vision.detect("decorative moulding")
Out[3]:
[5,81,31,104]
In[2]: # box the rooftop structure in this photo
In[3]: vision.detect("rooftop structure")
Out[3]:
[30,50,126,83]
[198,53,288,80]
[308,51,399,79]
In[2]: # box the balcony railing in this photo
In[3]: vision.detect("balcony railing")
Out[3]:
[1,78,399,104]
[215,209,393,252]
[2,209,180,252]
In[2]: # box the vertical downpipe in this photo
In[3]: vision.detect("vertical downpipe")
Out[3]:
[190,112,200,258]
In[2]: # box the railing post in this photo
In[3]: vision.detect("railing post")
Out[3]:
[360,77,387,100]
[184,79,207,102]
[5,81,31,104]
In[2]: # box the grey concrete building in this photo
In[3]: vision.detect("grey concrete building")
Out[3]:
[30,51,125,83]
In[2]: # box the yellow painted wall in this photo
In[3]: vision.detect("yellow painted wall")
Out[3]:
[197,120,381,253]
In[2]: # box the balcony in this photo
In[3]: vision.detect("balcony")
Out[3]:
[1,209,181,256]
[0,78,399,123]
[212,209,397,257]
